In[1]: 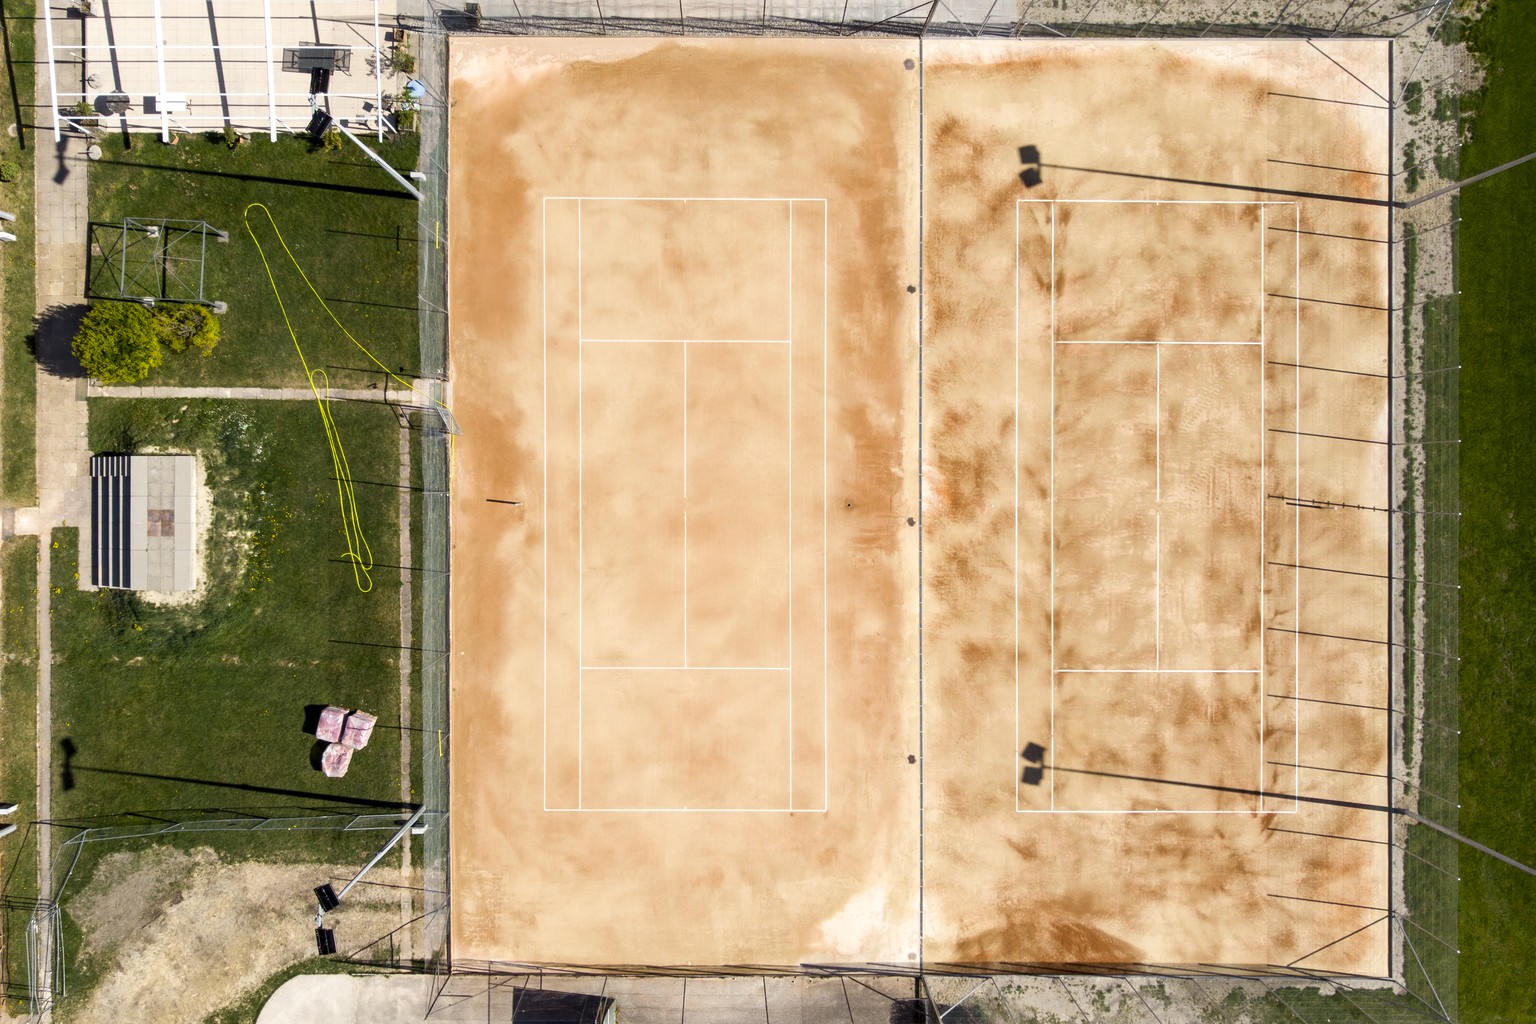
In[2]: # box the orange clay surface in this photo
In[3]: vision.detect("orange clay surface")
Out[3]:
[447,37,1391,971]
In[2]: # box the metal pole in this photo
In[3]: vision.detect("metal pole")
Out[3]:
[43,0,61,142]
[373,0,384,142]
[335,805,427,904]
[263,0,278,141]
[334,118,424,200]
[151,0,170,142]
[1405,150,1536,208]
[1403,808,1536,878]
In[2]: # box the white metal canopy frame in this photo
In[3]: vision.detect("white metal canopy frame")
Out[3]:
[42,0,395,143]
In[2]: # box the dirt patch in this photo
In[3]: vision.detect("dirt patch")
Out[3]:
[61,846,409,1024]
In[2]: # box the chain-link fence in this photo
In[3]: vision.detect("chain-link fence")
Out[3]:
[413,3,455,1007]
[1389,6,1464,1021]
[401,1,1465,1019]
[401,0,1457,40]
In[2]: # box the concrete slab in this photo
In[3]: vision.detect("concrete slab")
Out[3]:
[54,1,410,138]
[256,974,433,1024]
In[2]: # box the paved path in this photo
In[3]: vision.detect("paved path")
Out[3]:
[89,383,433,403]
[30,6,92,1016]
[395,427,414,961]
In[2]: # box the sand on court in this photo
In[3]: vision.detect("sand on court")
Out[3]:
[921,39,1392,971]
[447,37,922,966]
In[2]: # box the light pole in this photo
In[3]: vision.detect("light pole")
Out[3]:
[1404,150,1536,208]
[1022,747,1536,878]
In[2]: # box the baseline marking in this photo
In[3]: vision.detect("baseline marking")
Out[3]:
[1057,340,1262,346]
[578,198,585,808]
[580,338,791,345]
[582,666,790,672]
[1013,200,1021,812]
[1049,201,1056,812]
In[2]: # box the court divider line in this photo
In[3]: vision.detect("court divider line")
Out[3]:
[1260,202,1268,811]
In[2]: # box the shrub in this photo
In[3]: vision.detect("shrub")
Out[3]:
[72,99,95,120]
[152,305,220,357]
[0,160,21,183]
[222,124,240,150]
[393,107,416,132]
[72,303,162,384]
[388,39,416,76]
[321,128,344,152]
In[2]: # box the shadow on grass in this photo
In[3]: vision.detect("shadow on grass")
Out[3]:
[29,303,87,378]
[89,158,416,201]
[55,742,413,811]
[41,802,417,831]
[0,0,25,152]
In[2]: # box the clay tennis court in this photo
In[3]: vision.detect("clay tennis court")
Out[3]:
[448,37,1392,972]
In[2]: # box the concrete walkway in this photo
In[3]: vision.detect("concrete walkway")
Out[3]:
[257,973,923,1024]
[30,5,92,1016]
[90,383,433,404]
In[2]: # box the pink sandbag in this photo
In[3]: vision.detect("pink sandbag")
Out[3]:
[340,710,378,751]
[316,706,348,743]
[321,742,354,778]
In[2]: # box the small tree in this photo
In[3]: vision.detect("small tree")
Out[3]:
[152,305,220,357]
[72,302,162,383]
[388,38,416,76]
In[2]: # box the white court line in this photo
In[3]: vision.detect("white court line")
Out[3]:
[574,198,577,810]
[1258,204,1267,808]
[580,338,791,345]
[546,807,829,814]
[1294,203,1302,812]
[552,195,828,814]
[1056,340,1263,346]
[1020,196,1300,816]
[543,195,827,203]
[822,201,829,814]
[542,197,549,813]
[1017,809,1275,815]
[1155,342,1161,673]
[1055,669,1263,674]
[1013,200,1020,812]
[1045,199,1290,206]
[582,666,790,672]
[683,340,689,668]
[1049,201,1056,813]
[787,200,794,808]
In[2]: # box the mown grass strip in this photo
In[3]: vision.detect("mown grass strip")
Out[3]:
[1,0,37,503]
[0,535,39,1013]
[1456,3,1536,1021]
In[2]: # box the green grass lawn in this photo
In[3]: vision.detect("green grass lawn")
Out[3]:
[50,398,409,823]
[0,536,38,1012]
[86,132,421,389]
[1455,2,1536,1020]
[0,0,37,503]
